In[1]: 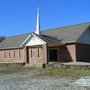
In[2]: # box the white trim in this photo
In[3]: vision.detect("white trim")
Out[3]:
[20,33,46,47]
[62,41,76,44]
[35,8,41,35]
[20,34,31,47]
[32,33,46,44]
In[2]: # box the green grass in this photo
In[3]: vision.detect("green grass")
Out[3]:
[32,68,90,77]
[0,66,34,74]
[0,66,90,77]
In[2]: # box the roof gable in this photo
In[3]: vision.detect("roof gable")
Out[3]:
[42,22,90,43]
[77,28,90,44]
[25,33,63,46]
[26,33,46,46]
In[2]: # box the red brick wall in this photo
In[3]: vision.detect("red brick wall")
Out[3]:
[42,45,47,64]
[76,43,90,62]
[0,45,47,65]
[0,48,25,63]
[1,43,90,64]
[48,44,76,62]
[48,43,90,62]
[28,46,43,64]
[27,45,47,64]
[60,44,76,62]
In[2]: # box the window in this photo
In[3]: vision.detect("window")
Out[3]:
[9,51,10,58]
[4,51,6,58]
[31,49,32,58]
[19,50,21,58]
[38,49,40,58]
[14,51,15,58]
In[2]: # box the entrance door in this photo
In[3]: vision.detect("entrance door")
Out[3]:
[49,49,58,62]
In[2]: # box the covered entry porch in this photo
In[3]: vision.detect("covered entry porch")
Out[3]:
[25,44,47,67]
[24,33,76,67]
[47,43,76,63]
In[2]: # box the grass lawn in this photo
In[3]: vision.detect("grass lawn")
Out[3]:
[0,66,90,78]
[31,68,90,78]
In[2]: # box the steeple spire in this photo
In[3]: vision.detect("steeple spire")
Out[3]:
[35,8,41,35]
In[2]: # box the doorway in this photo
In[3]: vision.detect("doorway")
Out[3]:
[49,49,58,62]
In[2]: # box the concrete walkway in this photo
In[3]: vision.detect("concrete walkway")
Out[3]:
[63,62,90,65]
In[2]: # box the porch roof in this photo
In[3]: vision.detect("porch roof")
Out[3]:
[34,33,64,46]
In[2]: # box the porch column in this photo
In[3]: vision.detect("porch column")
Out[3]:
[42,44,47,64]
[24,46,29,64]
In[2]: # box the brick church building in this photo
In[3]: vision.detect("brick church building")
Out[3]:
[0,9,90,67]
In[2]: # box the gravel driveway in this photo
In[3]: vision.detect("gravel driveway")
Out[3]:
[0,69,90,90]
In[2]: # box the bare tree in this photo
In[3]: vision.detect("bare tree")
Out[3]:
[0,36,5,42]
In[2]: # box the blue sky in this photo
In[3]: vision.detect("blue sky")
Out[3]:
[0,0,90,36]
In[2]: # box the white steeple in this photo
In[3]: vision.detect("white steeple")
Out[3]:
[35,8,41,35]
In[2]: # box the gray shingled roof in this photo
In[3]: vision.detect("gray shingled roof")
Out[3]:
[42,22,90,43]
[0,22,90,49]
[0,33,30,49]
[34,33,64,46]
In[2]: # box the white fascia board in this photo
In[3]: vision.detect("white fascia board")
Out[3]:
[20,34,31,47]
[62,41,76,44]
[32,33,46,44]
